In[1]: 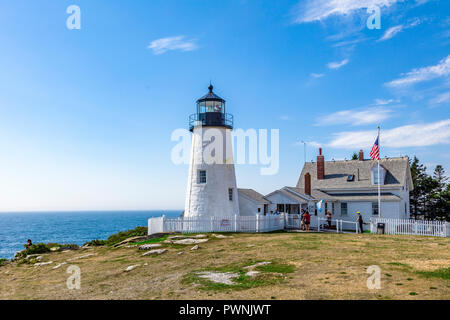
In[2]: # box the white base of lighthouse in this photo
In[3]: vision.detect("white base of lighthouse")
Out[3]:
[184,126,240,218]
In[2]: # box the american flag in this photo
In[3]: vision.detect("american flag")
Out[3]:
[370,136,380,160]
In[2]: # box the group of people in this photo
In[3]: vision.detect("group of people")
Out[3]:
[264,207,366,233]
[298,208,366,233]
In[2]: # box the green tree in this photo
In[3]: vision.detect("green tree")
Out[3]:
[351,152,358,160]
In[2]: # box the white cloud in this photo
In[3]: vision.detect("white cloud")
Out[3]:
[378,18,422,41]
[311,73,325,78]
[148,36,198,55]
[431,91,450,104]
[280,115,290,120]
[318,107,393,126]
[327,119,450,149]
[386,55,450,87]
[379,25,404,41]
[293,0,405,23]
[327,59,349,70]
[374,98,396,105]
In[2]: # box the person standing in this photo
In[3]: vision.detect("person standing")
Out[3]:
[303,211,311,231]
[326,210,332,229]
[356,211,364,233]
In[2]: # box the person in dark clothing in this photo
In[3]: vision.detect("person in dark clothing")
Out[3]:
[26,239,33,248]
[326,210,332,228]
[356,212,364,233]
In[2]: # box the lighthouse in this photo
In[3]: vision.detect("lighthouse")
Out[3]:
[184,84,240,218]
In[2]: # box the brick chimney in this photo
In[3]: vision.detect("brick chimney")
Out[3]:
[305,173,311,195]
[359,149,364,161]
[317,148,325,180]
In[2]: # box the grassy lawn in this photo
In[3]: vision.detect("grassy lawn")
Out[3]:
[0,232,449,300]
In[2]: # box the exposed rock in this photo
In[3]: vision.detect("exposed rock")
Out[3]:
[196,271,239,285]
[247,244,255,248]
[113,236,148,248]
[190,245,199,251]
[67,253,94,262]
[168,235,187,240]
[144,263,148,266]
[50,247,60,252]
[177,252,184,255]
[172,239,209,245]
[34,261,53,267]
[52,262,67,270]
[142,249,167,256]
[244,262,271,270]
[245,271,261,277]
[212,234,230,239]
[193,234,208,239]
[139,244,162,250]
[125,265,140,272]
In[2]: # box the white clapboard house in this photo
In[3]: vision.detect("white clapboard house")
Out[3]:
[239,148,413,225]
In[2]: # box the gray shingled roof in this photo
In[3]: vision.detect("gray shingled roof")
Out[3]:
[238,188,271,204]
[283,187,400,202]
[297,157,413,191]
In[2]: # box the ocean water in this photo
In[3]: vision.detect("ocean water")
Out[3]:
[0,210,181,260]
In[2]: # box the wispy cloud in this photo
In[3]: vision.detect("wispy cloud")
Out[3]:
[327,119,450,148]
[378,18,422,41]
[292,0,407,24]
[430,91,450,104]
[318,107,393,126]
[148,36,198,55]
[310,73,325,78]
[379,25,404,41]
[280,115,291,121]
[374,98,396,105]
[327,59,349,70]
[386,55,450,87]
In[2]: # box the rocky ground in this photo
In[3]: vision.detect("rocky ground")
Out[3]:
[0,232,449,300]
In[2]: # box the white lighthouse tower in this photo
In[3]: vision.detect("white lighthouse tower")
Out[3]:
[184,84,240,218]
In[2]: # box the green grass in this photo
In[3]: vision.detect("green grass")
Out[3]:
[416,267,450,280]
[255,262,295,274]
[134,235,169,246]
[387,262,410,268]
[182,260,295,291]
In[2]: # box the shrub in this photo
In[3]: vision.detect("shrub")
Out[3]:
[82,226,148,247]
[104,226,148,246]
[83,239,107,247]
[0,258,8,266]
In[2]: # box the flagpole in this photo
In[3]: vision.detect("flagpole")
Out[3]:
[378,126,381,218]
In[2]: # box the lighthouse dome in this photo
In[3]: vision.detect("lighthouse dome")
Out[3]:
[196,84,225,103]
[190,84,233,131]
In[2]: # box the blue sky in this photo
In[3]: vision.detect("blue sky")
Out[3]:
[0,0,449,211]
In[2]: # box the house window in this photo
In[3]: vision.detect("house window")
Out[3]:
[228,188,233,201]
[372,202,379,216]
[198,170,207,184]
[372,166,385,185]
[341,203,348,215]
[257,208,261,213]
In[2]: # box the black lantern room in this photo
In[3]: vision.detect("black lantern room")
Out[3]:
[189,84,233,131]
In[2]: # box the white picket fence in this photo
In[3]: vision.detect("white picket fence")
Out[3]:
[370,218,449,237]
[149,214,449,237]
[148,214,286,235]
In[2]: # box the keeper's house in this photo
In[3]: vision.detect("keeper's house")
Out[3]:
[239,148,413,224]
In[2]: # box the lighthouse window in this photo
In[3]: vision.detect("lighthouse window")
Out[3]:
[198,170,207,184]
[228,188,233,201]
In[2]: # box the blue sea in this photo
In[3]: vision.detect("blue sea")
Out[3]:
[0,210,181,260]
